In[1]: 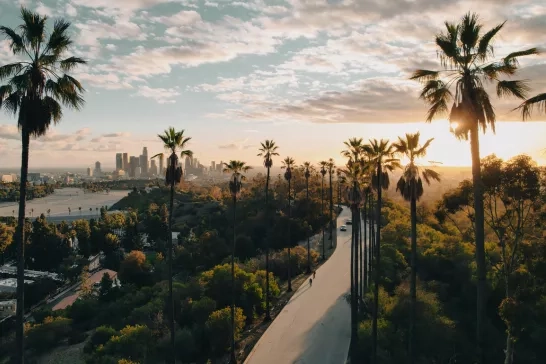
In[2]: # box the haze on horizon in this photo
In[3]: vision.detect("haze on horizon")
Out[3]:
[0,0,545,169]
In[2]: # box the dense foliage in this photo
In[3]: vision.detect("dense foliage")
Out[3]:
[355,154,546,363]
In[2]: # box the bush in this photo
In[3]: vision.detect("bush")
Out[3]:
[25,316,72,354]
[84,326,118,354]
[205,307,245,356]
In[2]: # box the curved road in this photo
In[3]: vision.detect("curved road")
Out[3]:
[245,207,352,364]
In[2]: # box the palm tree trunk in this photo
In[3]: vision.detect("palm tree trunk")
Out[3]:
[371,163,382,364]
[231,196,237,364]
[321,177,325,260]
[329,172,333,249]
[359,209,363,303]
[306,177,311,274]
[15,128,30,364]
[264,167,271,321]
[363,195,368,292]
[350,203,358,363]
[470,125,487,364]
[168,157,176,364]
[409,194,417,364]
[287,178,292,292]
[369,194,374,282]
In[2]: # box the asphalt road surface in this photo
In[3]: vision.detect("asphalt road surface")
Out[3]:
[244,207,353,364]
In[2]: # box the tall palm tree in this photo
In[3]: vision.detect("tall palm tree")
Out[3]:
[319,161,328,260]
[223,160,252,364]
[410,14,538,359]
[281,156,296,292]
[327,159,335,249]
[153,127,192,364]
[363,139,400,364]
[342,138,365,307]
[393,133,440,364]
[257,140,279,321]
[68,207,71,215]
[517,93,546,120]
[78,206,81,216]
[0,9,86,362]
[339,158,364,364]
[303,162,313,274]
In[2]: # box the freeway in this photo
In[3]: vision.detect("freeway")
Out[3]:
[244,207,353,364]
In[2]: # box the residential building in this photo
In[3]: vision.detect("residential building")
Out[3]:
[0,300,16,319]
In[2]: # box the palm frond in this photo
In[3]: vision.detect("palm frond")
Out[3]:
[515,93,546,120]
[0,26,25,55]
[460,12,481,50]
[60,56,86,72]
[44,19,72,56]
[19,8,47,51]
[422,168,441,185]
[481,62,517,80]
[409,69,440,83]
[0,63,25,81]
[477,21,505,61]
[496,80,530,100]
[503,48,540,67]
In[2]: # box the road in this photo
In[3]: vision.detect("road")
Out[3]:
[244,207,353,364]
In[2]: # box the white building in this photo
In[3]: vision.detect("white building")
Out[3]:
[0,299,16,318]
[0,278,35,293]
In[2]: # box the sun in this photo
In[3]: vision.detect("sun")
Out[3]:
[450,121,459,130]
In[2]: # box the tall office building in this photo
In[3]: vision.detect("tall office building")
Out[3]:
[211,161,215,172]
[134,167,141,178]
[86,167,92,177]
[129,156,139,177]
[115,153,123,171]
[122,153,129,171]
[150,160,158,176]
[140,147,148,177]
[94,161,102,176]
[158,154,164,176]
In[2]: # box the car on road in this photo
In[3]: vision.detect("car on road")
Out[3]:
[345,220,352,225]
[340,225,347,231]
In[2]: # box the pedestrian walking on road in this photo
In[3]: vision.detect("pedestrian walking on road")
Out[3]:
[313,270,316,279]
[309,278,313,286]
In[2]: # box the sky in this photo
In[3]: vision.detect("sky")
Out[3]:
[0,0,545,170]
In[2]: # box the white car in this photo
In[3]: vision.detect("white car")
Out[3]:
[340,225,347,231]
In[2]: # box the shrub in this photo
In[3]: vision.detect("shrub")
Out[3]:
[205,307,245,356]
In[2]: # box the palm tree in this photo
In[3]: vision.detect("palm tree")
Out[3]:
[410,14,538,359]
[342,138,365,306]
[30,208,33,218]
[96,207,98,216]
[319,161,328,260]
[47,209,51,217]
[303,162,313,274]
[153,127,192,364]
[281,156,296,292]
[327,159,335,249]
[257,140,279,321]
[89,207,92,215]
[393,133,440,364]
[339,158,364,364]
[68,207,71,215]
[79,206,82,216]
[363,139,400,364]
[0,9,86,362]
[517,93,546,120]
[223,160,252,364]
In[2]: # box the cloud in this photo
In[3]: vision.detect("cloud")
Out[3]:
[65,3,77,17]
[218,138,254,150]
[0,125,19,141]
[102,132,130,138]
[133,85,180,104]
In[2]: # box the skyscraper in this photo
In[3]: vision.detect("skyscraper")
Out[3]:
[140,147,148,177]
[115,153,123,171]
[150,160,158,176]
[122,153,129,171]
[94,161,102,176]
[87,167,92,177]
[129,156,139,177]
[211,161,216,172]
[159,154,164,176]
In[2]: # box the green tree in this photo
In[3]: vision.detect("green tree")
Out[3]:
[153,127,192,364]
[119,250,152,287]
[393,132,440,364]
[410,13,538,360]
[205,307,245,357]
[0,223,13,264]
[99,272,114,302]
[257,139,279,322]
[0,10,86,359]
[363,138,400,364]
[72,219,91,257]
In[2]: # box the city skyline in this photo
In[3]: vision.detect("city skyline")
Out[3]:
[0,0,545,169]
